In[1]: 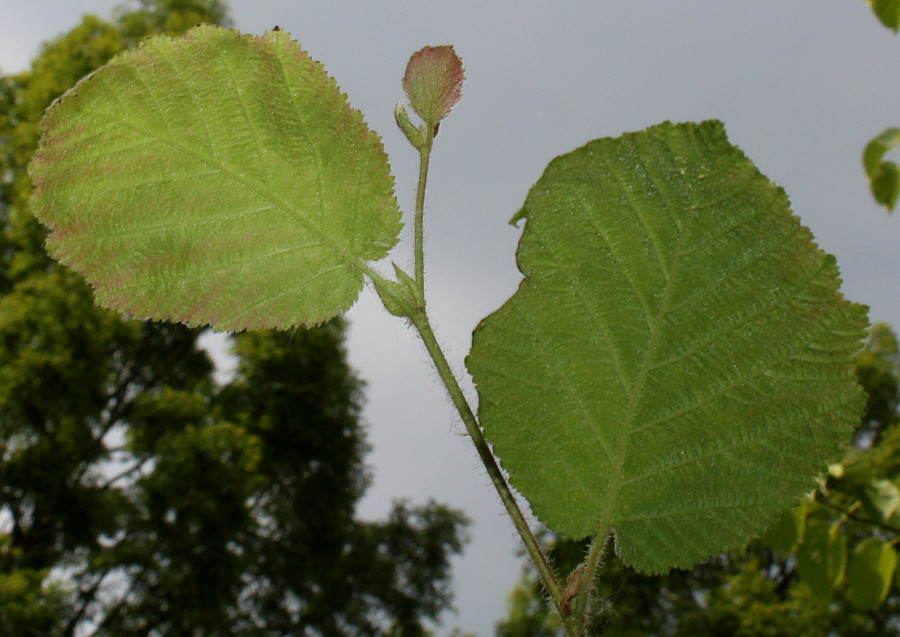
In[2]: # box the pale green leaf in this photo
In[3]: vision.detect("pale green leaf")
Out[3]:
[29,25,401,331]
[466,121,867,573]
[863,128,900,211]
[797,520,847,598]
[845,537,897,609]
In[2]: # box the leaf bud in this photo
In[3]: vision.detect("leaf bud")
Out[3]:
[394,101,425,149]
[371,275,415,318]
[402,45,464,125]
[392,262,424,309]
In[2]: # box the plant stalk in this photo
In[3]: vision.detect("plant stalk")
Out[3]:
[413,126,433,300]
[386,121,567,619]
[570,528,614,632]
[408,310,564,606]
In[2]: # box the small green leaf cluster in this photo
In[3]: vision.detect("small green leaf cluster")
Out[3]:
[767,502,897,607]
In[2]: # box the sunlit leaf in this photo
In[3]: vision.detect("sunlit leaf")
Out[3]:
[29,25,401,331]
[467,121,867,573]
[797,520,847,598]
[845,537,897,609]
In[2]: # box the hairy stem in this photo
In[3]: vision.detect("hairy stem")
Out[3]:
[571,529,614,633]
[413,126,433,299]
[409,310,564,609]
[382,121,567,620]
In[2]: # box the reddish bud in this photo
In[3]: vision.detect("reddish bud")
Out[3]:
[402,45,464,124]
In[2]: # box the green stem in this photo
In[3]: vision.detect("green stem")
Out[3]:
[389,119,566,619]
[571,529,613,632]
[409,310,563,608]
[413,126,433,300]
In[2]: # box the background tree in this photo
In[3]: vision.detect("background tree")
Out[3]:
[0,2,467,635]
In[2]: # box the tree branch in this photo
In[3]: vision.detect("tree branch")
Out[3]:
[816,491,900,535]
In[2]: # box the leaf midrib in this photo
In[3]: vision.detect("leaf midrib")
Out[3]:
[590,144,688,539]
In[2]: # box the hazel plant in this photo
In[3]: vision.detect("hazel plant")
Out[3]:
[28,26,868,635]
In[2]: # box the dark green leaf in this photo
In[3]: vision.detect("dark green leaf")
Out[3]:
[467,121,867,573]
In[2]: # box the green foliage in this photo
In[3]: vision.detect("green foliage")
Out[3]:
[88,326,468,636]
[863,127,900,211]
[856,322,900,440]
[761,499,809,554]
[0,533,75,636]
[868,0,900,31]
[30,25,402,330]
[1,5,467,635]
[467,120,867,573]
[1,15,126,283]
[497,570,563,637]
[116,0,232,42]
[500,540,899,637]
[22,13,870,635]
[845,537,897,609]
[672,560,861,637]
[796,519,848,598]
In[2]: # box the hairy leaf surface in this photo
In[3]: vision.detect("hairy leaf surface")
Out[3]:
[467,121,867,573]
[29,26,401,330]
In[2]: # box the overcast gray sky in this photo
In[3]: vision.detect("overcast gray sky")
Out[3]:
[3,2,900,635]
